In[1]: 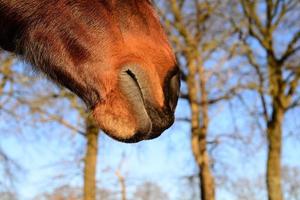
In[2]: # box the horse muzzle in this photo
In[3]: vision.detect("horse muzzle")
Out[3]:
[117,64,180,143]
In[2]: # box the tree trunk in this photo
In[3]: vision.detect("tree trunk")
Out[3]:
[83,116,100,200]
[266,108,284,200]
[192,134,215,200]
[266,60,284,200]
[116,170,127,200]
[198,65,215,200]
[0,56,13,96]
[188,61,215,200]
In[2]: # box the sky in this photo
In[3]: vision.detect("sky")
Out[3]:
[0,98,195,199]
[1,90,300,200]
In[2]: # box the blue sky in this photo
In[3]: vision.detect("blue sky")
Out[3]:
[1,88,300,200]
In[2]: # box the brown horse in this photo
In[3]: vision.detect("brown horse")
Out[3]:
[0,0,180,143]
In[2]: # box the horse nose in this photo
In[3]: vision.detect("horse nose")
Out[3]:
[167,71,180,112]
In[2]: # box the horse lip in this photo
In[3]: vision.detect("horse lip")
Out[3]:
[119,65,175,141]
[119,66,152,137]
[125,69,146,105]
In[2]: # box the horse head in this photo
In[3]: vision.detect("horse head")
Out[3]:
[0,0,180,142]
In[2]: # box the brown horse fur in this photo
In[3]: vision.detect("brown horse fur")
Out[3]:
[0,0,180,142]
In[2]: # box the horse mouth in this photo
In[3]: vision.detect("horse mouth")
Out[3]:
[118,65,175,143]
[118,66,153,142]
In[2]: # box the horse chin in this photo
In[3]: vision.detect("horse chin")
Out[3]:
[92,101,153,143]
[91,86,153,143]
[91,96,173,143]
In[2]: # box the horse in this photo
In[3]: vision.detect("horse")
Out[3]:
[0,0,180,143]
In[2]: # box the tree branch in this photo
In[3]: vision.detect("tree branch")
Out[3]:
[280,31,300,63]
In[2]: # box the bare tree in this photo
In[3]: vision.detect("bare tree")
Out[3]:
[133,181,169,200]
[0,53,23,191]
[0,191,18,200]
[225,176,266,200]
[34,185,116,200]
[0,53,100,200]
[157,1,237,199]
[83,116,100,200]
[282,165,300,200]
[229,1,300,200]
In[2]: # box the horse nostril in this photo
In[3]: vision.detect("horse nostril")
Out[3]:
[168,72,180,112]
